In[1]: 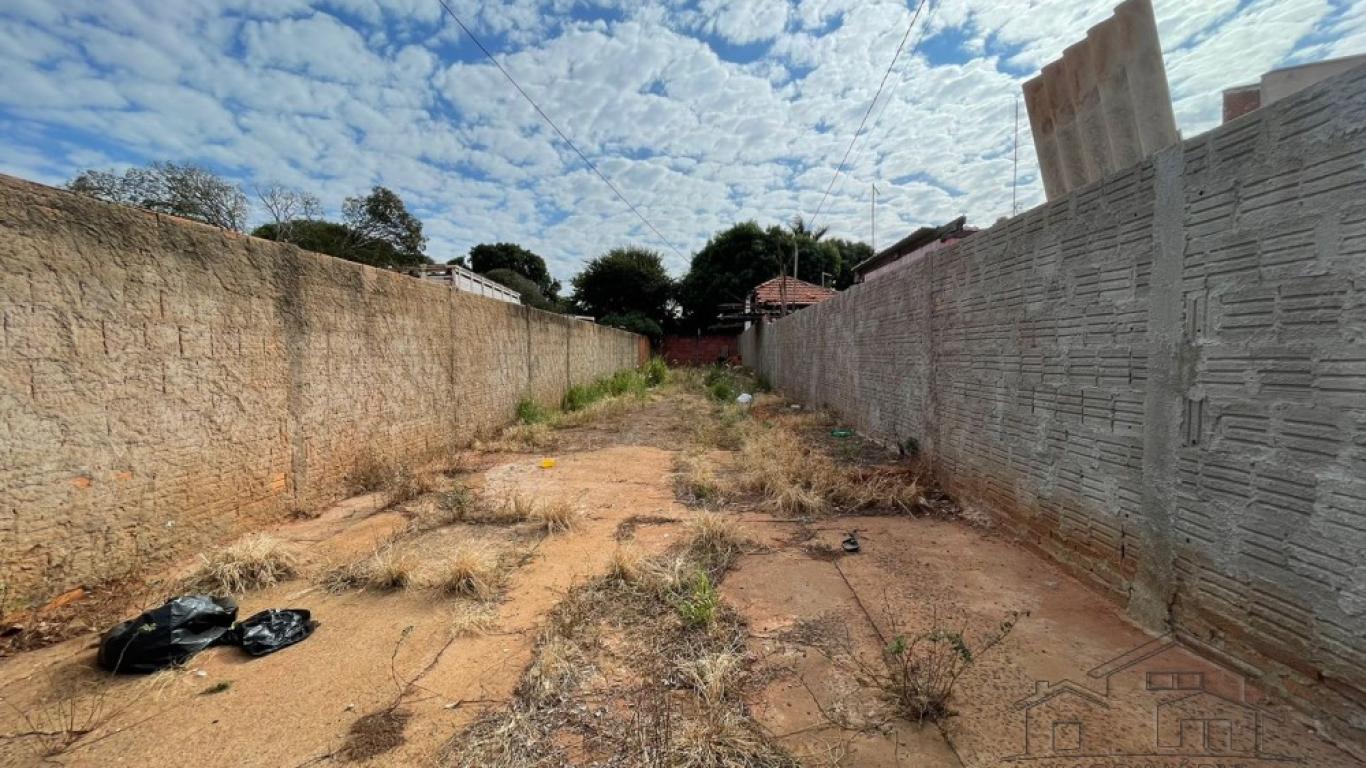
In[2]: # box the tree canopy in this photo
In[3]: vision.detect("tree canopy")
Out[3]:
[571,247,673,339]
[675,220,868,331]
[342,186,427,265]
[67,162,248,231]
[483,267,559,312]
[468,243,559,299]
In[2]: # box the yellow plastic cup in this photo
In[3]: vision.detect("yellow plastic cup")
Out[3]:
[539,458,556,469]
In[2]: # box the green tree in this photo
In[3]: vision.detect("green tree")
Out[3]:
[468,243,559,299]
[342,186,427,265]
[676,222,785,331]
[252,219,416,268]
[67,161,248,230]
[572,247,672,320]
[482,267,560,312]
[677,220,864,330]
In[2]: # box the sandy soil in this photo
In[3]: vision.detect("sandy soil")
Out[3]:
[0,387,1358,768]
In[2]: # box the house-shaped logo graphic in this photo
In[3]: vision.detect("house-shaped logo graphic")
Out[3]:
[1009,634,1297,762]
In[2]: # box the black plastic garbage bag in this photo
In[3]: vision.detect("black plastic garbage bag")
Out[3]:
[97,595,238,674]
[227,609,317,657]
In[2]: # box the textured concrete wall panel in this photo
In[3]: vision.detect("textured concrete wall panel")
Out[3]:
[743,65,1366,748]
[0,176,639,605]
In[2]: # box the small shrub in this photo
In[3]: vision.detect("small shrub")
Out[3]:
[516,398,551,425]
[676,571,720,628]
[562,382,604,412]
[857,612,1020,723]
[605,369,647,397]
[436,548,500,600]
[707,379,736,403]
[644,357,669,387]
[416,484,476,528]
[182,534,300,595]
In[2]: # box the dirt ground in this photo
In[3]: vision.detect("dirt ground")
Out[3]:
[0,377,1359,768]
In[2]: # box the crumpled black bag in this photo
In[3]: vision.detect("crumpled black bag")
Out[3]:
[97,595,238,674]
[227,609,317,657]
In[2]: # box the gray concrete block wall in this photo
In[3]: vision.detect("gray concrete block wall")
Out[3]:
[742,64,1366,747]
[0,175,640,608]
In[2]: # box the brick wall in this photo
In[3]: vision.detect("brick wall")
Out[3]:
[0,175,640,606]
[742,65,1366,746]
[661,334,740,366]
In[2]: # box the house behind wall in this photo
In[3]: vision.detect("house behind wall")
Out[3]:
[741,64,1366,749]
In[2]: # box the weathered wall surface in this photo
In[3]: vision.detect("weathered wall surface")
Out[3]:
[742,65,1366,745]
[0,175,640,606]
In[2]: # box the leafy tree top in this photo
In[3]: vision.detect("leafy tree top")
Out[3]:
[342,186,426,263]
[570,247,673,322]
[468,242,558,298]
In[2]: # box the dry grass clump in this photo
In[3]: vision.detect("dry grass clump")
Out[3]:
[530,497,583,534]
[450,603,499,637]
[685,512,750,575]
[410,484,477,530]
[435,548,500,600]
[181,534,300,595]
[321,544,418,593]
[678,648,745,708]
[348,456,438,505]
[730,419,925,517]
[481,422,556,453]
[606,545,645,584]
[674,451,721,504]
[518,634,592,705]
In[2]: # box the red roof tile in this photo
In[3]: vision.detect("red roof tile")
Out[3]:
[751,276,836,307]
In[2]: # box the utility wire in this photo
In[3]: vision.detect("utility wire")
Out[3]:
[808,0,930,230]
[433,0,685,259]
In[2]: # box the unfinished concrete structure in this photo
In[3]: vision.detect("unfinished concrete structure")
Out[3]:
[0,176,644,607]
[1023,0,1179,200]
[1224,53,1366,124]
[742,64,1366,748]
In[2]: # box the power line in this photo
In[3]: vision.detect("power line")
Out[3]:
[808,0,930,230]
[432,0,685,259]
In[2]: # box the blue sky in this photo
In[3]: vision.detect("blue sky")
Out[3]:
[2,0,1363,279]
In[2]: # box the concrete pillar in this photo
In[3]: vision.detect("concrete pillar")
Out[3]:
[1088,19,1143,169]
[1064,40,1111,182]
[1132,142,1185,629]
[1023,75,1067,200]
[1116,0,1178,155]
[1044,61,1087,193]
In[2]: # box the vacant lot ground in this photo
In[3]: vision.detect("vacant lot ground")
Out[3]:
[0,369,1357,767]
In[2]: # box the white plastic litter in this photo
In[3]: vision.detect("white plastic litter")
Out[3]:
[736,393,753,406]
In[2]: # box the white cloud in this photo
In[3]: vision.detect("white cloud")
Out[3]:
[0,0,1353,281]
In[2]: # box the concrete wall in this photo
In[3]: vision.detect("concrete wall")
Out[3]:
[742,64,1366,747]
[0,175,642,606]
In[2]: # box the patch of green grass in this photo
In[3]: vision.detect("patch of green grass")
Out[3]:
[562,381,605,412]
[516,398,551,425]
[676,570,720,628]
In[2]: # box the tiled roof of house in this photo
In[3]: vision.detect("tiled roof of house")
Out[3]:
[751,276,836,307]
